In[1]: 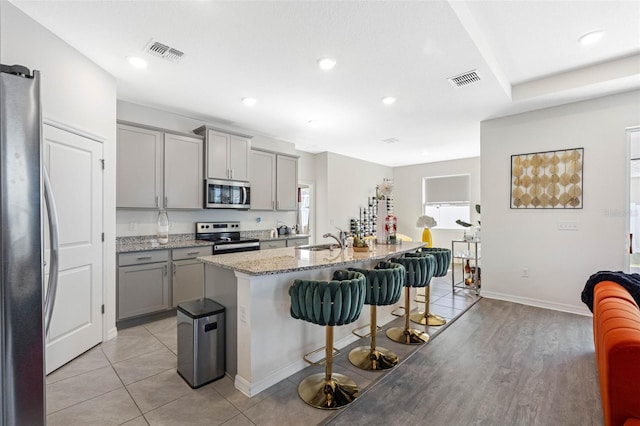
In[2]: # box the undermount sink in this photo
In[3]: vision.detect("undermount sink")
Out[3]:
[295,243,340,251]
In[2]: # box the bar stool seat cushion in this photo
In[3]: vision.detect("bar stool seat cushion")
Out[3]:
[348,261,405,306]
[390,255,435,288]
[289,270,366,326]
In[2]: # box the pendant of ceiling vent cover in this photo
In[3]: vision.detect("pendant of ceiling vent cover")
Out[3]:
[144,40,184,62]
[448,70,481,88]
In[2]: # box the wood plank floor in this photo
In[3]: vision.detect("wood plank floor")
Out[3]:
[325,298,602,426]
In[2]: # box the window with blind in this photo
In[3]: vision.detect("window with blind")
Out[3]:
[423,174,470,229]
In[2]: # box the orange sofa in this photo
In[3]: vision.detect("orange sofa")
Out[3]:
[593,281,640,426]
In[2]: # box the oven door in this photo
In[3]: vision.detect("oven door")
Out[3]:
[205,179,251,209]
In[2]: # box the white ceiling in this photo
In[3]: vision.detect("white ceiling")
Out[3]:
[10,0,640,166]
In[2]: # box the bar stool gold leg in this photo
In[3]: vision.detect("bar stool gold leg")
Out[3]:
[298,326,359,409]
[349,306,399,370]
[410,285,447,326]
[386,288,429,345]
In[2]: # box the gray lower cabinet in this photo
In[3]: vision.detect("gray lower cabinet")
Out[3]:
[260,240,287,250]
[171,246,212,307]
[118,250,170,320]
[286,237,309,247]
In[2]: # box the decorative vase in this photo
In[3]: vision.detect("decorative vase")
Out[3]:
[421,228,433,247]
[376,199,387,244]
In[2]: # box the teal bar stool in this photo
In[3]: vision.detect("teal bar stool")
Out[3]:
[289,270,366,409]
[407,248,452,326]
[385,255,435,344]
[347,261,405,371]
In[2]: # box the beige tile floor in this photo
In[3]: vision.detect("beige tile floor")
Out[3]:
[46,273,480,426]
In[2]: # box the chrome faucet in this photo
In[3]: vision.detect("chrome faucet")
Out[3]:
[322,232,343,251]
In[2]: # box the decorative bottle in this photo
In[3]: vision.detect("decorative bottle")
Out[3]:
[464,259,472,285]
[157,209,169,244]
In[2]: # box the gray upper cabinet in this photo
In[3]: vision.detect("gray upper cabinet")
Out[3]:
[250,150,298,211]
[117,124,163,208]
[117,122,203,209]
[276,154,298,211]
[194,126,251,182]
[164,133,203,208]
[250,150,276,210]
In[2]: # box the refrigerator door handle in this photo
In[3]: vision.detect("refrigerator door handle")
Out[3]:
[43,166,60,336]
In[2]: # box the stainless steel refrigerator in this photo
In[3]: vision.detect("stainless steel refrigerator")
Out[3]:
[0,64,60,425]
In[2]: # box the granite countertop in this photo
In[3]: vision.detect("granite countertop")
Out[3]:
[198,241,425,276]
[116,232,311,253]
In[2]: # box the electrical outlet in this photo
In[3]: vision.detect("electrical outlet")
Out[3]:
[522,268,529,278]
[128,221,136,231]
[239,306,247,323]
[558,221,578,231]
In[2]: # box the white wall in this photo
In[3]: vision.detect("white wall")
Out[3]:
[393,157,481,248]
[312,152,391,242]
[116,100,299,236]
[1,2,118,337]
[481,90,640,315]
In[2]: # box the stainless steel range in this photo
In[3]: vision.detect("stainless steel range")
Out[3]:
[195,222,260,254]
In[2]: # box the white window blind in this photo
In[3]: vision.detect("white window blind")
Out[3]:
[423,174,470,229]
[424,174,470,203]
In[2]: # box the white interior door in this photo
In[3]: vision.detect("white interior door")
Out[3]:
[43,124,103,374]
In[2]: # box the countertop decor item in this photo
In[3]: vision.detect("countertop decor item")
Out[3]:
[157,209,169,244]
[416,215,437,248]
[376,179,394,244]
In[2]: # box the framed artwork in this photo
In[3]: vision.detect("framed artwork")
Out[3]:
[510,147,584,209]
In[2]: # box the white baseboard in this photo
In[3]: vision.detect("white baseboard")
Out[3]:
[105,326,118,341]
[481,291,592,316]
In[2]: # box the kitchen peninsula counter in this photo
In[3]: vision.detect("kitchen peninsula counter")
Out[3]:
[198,241,423,275]
[200,242,424,397]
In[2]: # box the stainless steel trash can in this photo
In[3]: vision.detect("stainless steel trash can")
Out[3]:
[177,298,225,388]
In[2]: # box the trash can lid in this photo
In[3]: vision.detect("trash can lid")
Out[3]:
[177,298,225,319]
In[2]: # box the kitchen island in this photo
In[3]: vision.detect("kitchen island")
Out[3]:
[199,241,424,397]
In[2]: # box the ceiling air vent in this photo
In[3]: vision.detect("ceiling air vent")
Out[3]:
[382,138,399,144]
[144,39,185,62]
[448,70,481,88]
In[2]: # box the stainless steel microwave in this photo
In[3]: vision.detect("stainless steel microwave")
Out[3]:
[205,179,251,209]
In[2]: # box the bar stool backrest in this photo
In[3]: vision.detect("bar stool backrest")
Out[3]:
[289,270,366,326]
[389,255,435,288]
[348,262,405,306]
[410,248,451,277]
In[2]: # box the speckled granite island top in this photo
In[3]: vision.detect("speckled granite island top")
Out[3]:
[198,241,425,276]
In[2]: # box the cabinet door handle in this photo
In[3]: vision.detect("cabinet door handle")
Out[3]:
[155,196,159,207]
[231,169,234,179]
[164,265,168,276]
[173,263,176,275]
[277,201,280,210]
[137,256,152,260]
[187,251,200,256]
[164,196,168,208]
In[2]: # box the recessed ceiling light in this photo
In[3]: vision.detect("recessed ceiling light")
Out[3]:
[307,120,319,127]
[382,96,396,105]
[127,56,148,69]
[242,97,257,107]
[317,57,336,70]
[578,30,604,46]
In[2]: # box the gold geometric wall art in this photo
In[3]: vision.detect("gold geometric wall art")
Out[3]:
[510,148,584,209]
